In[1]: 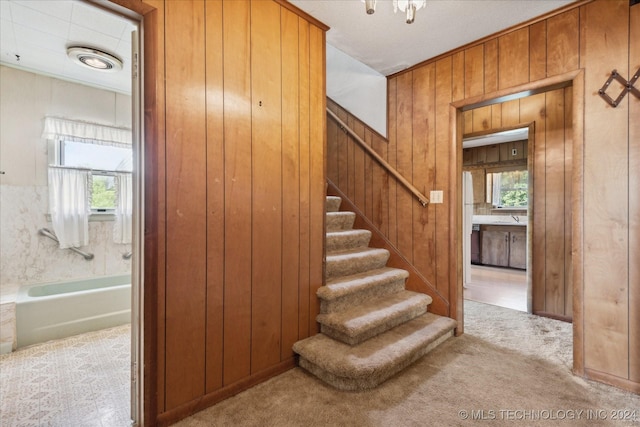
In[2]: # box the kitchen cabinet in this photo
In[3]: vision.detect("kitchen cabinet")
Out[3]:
[509,230,527,269]
[471,229,481,264]
[480,225,527,269]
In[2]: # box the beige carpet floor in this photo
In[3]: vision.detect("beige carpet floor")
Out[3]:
[176,301,639,427]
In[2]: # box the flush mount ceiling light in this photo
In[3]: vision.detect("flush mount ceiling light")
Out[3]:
[67,47,123,72]
[362,0,428,24]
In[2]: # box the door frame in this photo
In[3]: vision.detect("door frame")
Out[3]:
[461,122,535,313]
[450,69,585,376]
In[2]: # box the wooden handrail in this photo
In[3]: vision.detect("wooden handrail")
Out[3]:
[326,108,429,207]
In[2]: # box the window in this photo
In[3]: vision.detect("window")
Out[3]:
[489,168,528,208]
[59,140,132,212]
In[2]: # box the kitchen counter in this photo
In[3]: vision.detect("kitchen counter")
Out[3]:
[472,215,527,227]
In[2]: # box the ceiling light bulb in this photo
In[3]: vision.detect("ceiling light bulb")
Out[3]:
[67,47,123,72]
[364,0,376,14]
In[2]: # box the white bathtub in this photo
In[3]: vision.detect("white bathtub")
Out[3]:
[16,274,131,348]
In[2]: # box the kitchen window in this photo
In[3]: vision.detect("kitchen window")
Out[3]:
[487,167,528,209]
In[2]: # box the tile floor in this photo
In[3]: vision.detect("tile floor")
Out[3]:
[464,264,527,311]
[0,324,131,427]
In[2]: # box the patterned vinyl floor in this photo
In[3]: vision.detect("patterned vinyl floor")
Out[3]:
[0,325,131,427]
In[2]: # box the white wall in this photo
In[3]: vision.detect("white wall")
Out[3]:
[0,66,132,301]
[326,44,387,137]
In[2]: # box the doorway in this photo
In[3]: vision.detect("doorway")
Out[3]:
[0,1,143,425]
[461,126,533,313]
[453,71,584,369]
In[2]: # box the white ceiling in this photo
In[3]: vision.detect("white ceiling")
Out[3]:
[0,0,575,94]
[0,0,135,94]
[290,0,575,76]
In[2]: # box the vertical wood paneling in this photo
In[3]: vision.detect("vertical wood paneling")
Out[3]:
[308,24,325,334]
[547,9,580,77]
[583,0,629,379]
[337,107,349,191]
[326,100,338,183]
[164,0,207,409]
[529,21,547,81]
[411,65,435,281]
[544,89,566,315]
[353,119,366,210]
[297,17,311,340]
[222,0,252,385]
[396,72,414,262]
[491,104,502,129]
[205,0,224,393]
[280,7,300,360]
[372,133,388,235]
[387,78,398,246]
[484,39,498,94]
[452,51,465,102]
[364,130,374,220]
[629,2,640,383]
[501,99,520,126]
[251,0,283,373]
[498,27,530,89]
[472,106,491,132]
[435,57,453,300]
[520,93,547,313]
[464,45,484,99]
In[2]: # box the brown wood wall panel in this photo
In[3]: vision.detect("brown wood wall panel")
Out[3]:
[395,72,414,262]
[629,2,640,384]
[547,9,580,78]
[452,51,465,102]
[411,65,436,283]
[250,0,283,375]
[308,24,326,334]
[498,28,530,89]
[529,21,547,81]
[387,78,398,247]
[164,0,207,409]
[543,89,567,315]
[484,39,498,94]
[280,7,300,361]
[222,0,252,386]
[205,0,224,394]
[582,0,630,380]
[297,16,312,341]
[464,45,484,99]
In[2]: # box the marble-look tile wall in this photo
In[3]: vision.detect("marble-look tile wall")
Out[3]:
[0,66,132,352]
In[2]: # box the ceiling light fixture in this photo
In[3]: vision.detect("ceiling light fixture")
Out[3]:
[67,47,123,72]
[394,0,427,24]
[362,0,427,24]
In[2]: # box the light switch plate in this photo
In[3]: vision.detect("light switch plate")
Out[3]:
[430,190,443,204]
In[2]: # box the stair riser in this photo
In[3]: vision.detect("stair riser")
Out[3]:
[326,231,372,253]
[326,196,342,213]
[320,304,428,346]
[320,279,406,314]
[297,331,454,391]
[326,212,355,232]
[326,251,390,281]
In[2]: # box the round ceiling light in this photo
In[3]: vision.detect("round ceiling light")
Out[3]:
[67,47,123,72]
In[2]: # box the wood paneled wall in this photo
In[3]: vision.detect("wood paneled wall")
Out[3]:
[327,0,638,393]
[130,0,327,423]
[462,89,573,320]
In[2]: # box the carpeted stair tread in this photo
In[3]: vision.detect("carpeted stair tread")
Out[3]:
[326,196,342,213]
[326,229,372,253]
[326,248,390,281]
[293,313,457,390]
[317,291,432,345]
[318,267,409,313]
[326,211,356,232]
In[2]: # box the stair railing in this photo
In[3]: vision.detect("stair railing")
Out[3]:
[326,108,429,207]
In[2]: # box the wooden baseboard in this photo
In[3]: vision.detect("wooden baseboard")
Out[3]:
[155,358,296,426]
[584,368,640,395]
[532,310,573,323]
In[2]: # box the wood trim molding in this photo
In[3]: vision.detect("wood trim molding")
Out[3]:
[275,0,330,31]
[155,358,296,427]
[584,368,640,394]
[327,180,450,317]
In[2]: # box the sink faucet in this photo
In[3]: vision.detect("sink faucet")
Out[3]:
[511,215,520,223]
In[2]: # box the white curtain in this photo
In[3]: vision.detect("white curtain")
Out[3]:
[42,116,132,148]
[492,172,502,207]
[113,173,133,244]
[48,167,92,248]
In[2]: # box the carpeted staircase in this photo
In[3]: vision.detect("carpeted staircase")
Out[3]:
[293,196,457,390]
